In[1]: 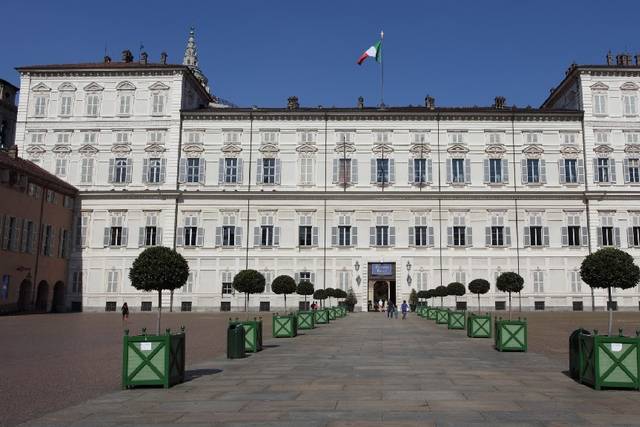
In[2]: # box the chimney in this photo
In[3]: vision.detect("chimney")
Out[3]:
[357,96,364,109]
[160,52,168,65]
[606,51,613,66]
[287,96,299,110]
[121,50,133,63]
[103,55,112,64]
[7,145,18,159]
[494,96,506,109]
[140,52,148,64]
[425,95,435,110]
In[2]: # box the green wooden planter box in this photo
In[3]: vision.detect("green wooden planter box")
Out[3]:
[467,313,492,338]
[122,327,185,389]
[273,314,297,338]
[576,331,640,390]
[426,307,437,320]
[339,306,347,317]
[230,318,263,352]
[495,318,527,352]
[314,309,329,324]
[328,307,337,320]
[297,311,315,329]
[418,306,428,317]
[436,309,449,324]
[447,311,466,330]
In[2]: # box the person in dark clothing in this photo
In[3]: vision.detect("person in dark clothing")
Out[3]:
[121,302,129,321]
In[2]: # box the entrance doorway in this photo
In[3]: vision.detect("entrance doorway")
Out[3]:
[35,281,49,312]
[367,262,396,311]
[17,280,32,312]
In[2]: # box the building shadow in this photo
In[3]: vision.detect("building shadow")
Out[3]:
[184,368,223,382]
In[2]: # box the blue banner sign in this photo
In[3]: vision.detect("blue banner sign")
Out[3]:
[370,263,394,278]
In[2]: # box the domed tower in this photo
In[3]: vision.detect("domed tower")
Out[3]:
[183,28,210,93]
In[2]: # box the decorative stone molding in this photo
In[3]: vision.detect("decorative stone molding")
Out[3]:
[372,143,394,155]
[220,144,242,156]
[593,144,614,156]
[182,143,204,157]
[78,144,99,156]
[58,82,77,92]
[522,145,544,158]
[258,143,280,158]
[83,82,104,92]
[620,82,640,91]
[590,82,609,91]
[149,81,170,91]
[296,143,319,154]
[485,144,507,158]
[409,143,431,156]
[52,145,72,154]
[560,145,581,158]
[334,142,356,154]
[116,81,136,91]
[145,143,166,155]
[31,82,51,92]
[447,144,469,157]
[111,144,132,154]
[624,144,640,154]
[26,145,46,156]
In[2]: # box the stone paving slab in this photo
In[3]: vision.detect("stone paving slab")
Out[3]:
[22,312,640,426]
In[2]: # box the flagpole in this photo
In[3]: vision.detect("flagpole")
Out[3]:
[380,30,384,107]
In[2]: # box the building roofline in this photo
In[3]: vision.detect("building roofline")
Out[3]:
[0,78,19,91]
[0,150,78,196]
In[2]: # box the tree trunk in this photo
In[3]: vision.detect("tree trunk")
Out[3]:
[477,293,481,314]
[518,292,521,312]
[440,297,443,308]
[591,287,595,312]
[607,286,613,336]
[157,290,162,335]
[284,294,287,312]
[244,293,248,312]
[508,292,512,321]
[170,289,174,313]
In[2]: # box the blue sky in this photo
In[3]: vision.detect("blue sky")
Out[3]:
[3,0,639,108]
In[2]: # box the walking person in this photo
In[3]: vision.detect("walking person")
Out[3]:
[378,298,384,313]
[401,300,409,320]
[387,301,393,319]
[121,302,129,325]
[393,301,399,319]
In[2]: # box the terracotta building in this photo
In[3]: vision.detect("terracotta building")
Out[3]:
[0,146,78,313]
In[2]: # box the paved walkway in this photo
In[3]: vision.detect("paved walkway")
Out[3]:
[23,313,640,426]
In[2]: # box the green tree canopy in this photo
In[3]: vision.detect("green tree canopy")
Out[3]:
[313,289,327,300]
[468,278,490,313]
[334,289,348,299]
[496,272,524,318]
[271,275,297,312]
[296,281,315,303]
[233,270,266,311]
[416,290,429,300]
[129,247,189,333]
[344,288,358,308]
[447,282,466,297]
[409,289,418,306]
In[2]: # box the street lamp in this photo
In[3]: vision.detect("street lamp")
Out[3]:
[406,261,412,271]
[354,261,360,272]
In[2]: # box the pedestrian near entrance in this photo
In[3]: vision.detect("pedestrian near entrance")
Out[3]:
[393,302,398,319]
[121,302,129,322]
[387,301,394,319]
[401,300,409,320]
[378,299,384,313]
[311,301,318,310]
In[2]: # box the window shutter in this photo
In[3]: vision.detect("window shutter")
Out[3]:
[624,158,630,183]
[103,227,110,247]
[561,226,568,246]
[389,226,396,246]
[312,227,319,246]
[235,227,242,247]
[427,227,434,246]
[447,227,453,246]
[540,159,547,183]
[521,159,527,184]
[275,159,281,185]
[294,272,300,284]
[254,227,261,246]
[20,219,28,252]
[108,159,115,183]
[310,272,316,284]
[198,159,206,184]
[389,159,395,184]
[331,227,337,245]
[370,159,376,183]
[542,226,549,246]
[597,228,603,246]
[614,227,621,247]
[593,159,599,183]
[160,158,167,183]
[125,160,132,183]
[577,159,585,184]
[196,227,204,246]
[581,227,588,246]
[48,229,55,255]
[178,158,187,183]
[142,159,149,183]
[485,226,491,245]
[256,158,263,184]
[464,159,471,184]
[332,159,338,184]
[505,226,511,246]
[176,227,184,246]
[446,159,452,183]
[274,226,280,246]
[628,227,634,247]
[138,227,145,247]
[369,227,375,245]
[502,159,509,183]
[408,159,414,184]
[609,159,616,183]
[218,159,224,184]
[558,160,566,184]
[58,228,63,257]
[351,159,358,184]
[483,159,490,183]
[121,227,128,247]
[215,227,221,246]
[351,227,358,245]
[408,226,415,246]
[466,227,473,246]
[237,159,244,183]
[156,227,163,246]
[523,226,530,246]
[427,159,433,183]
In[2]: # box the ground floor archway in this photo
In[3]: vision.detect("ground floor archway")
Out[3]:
[35,281,49,312]
[17,280,32,312]
[52,281,65,313]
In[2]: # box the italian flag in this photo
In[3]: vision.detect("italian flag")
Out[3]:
[357,41,382,65]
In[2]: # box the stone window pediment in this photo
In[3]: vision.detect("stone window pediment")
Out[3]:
[221,144,242,156]
[182,144,205,155]
[485,144,507,158]
[522,145,544,158]
[259,143,280,157]
[116,81,136,91]
[149,82,170,91]
[145,143,166,154]
[52,145,72,154]
[78,144,99,155]
[621,82,640,91]
[372,143,394,155]
[447,144,469,156]
[26,145,46,155]
[111,144,132,154]
[296,143,319,154]
[409,143,431,156]
[58,82,77,92]
[590,82,609,91]
[32,82,51,92]
[559,145,581,158]
[593,145,614,156]
[334,142,356,154]
[624,144,640,154]
[83,82,104,92]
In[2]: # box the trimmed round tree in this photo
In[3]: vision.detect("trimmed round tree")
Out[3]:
[313,289,327,308]
[334,288,347,302]
[271,275,297,312]
[325,287,335,307]
[344,288,358,311]
[416,290,429,306]
[496,272,524,319]
[468,278,490,313]
[409,289,418,310]
[434,285,448,307]
[580,248,640,335]
[129,247,189,334]
[233,269,266,312]
[296,281,315,308]
[447,282,466,308]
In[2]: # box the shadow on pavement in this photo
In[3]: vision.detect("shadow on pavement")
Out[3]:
[185,368,223,382]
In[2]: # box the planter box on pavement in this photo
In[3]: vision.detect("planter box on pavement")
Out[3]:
[297,311,315,330]
[426,307,437,320]
[273,313,298,338]
[436,309,449,325]
[230,318,263,352]
[467,313,492,338]
[495,318,527,352]
[314,309,329,324]
[447,311,466,330]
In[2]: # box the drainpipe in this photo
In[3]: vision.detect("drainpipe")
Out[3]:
[580,114,595,311]
[31,184,46,309]
[436,113,443,287]
[511,112,522,311]
[323,112,328,290]
[245,112,254,270]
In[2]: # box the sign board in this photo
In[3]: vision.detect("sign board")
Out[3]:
[140,342,152,351]
[369,263,395,279]
[0,275,9,300]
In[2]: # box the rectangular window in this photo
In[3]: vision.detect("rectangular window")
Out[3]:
[55,158,67,177]
[374,131,391,143]
[222,271,233,294]
[152,93,165,115]
[488,133,502,144]
[453,226,466,246]
[108,213,125,247]
[527,159,540,183]
[568,226,581,246]
[415,226,428,246]
[110,226,122,246]
[147,158,162,183]
[56,132,71,144]
[25,220,35,253]
[141,302,152,312]
[601,226,614,246]
[187,158,201,183]
[533,271,544,293]
[184,216,198,246]
[148,131,164,145]
[30,132,45,144]
[34,95,48,116]
[338,159,351,184]
[300,158,313,185]
[261,225,273,246]
[224,158,238,183]
[625,132,640,144]
[593,93,607,115]
[562,133,578,144]
[262,131,278,144]
[623,94,638,116]
[628,159,640,183]
[114,158,128,183]
[452,159,465,183]
[86,94,100,116]
[299,272,311,282]
[299,226,312,246]
[595,131,609,145]
[71,271,83,294]
[223,225,235,246]
[77,213,90,248]
[529,226,543,246]
[105,302,117,312]
[570,271,582,293]
[597,158,609,183]
[413,159,427,184]
[118,93,132,115]
[564,159,577,183]
[222,131,239,144]
[632,226,640,247]
[145,226,157,246]
[299,131,315,143]
[107,271,119,293]
[450,133,464,144]
[80,158,94,184]
[59,95,73,116]
[262,158,276,184]
[46,190,55,204]
[376,159,389,184]
[489,159,502,183]
[60,229,69,258]
[338,226,351,246]
[491,226,504,246]
[412,132,427,143]
[375,226,389,246]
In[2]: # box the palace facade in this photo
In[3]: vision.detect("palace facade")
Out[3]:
[12,33,640,312]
